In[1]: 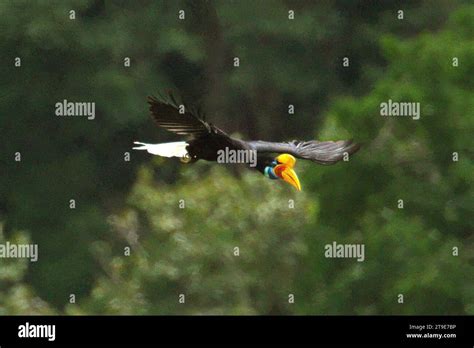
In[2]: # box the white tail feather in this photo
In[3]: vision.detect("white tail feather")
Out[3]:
[133,141,188,158]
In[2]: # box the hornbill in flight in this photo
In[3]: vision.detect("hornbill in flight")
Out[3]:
[133,92,360,191]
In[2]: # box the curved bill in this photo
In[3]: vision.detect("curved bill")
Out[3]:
[281,167,302,191]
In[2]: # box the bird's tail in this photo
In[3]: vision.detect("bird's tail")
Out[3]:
[133,141,189,158]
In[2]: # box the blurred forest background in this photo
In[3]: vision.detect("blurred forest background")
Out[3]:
[0,0,473,315]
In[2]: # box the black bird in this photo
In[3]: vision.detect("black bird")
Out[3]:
[133,92,360,191]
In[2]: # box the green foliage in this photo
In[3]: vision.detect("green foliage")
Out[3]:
[71,165,313,314]
[301,5,474,314]
[0,225,55,315]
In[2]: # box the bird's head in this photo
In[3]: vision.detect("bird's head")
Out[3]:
[264,154,301,191]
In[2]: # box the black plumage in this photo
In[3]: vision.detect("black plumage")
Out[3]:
[147,92,360,172]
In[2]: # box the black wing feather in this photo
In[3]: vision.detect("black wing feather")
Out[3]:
[147,92,211,136]
[248,139,360,165]
[147,91,360,165]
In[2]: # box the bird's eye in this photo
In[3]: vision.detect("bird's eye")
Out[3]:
[271,160,278,166]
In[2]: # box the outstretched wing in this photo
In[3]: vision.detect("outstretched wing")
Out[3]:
[248,139,360,165]
[147,92,211,136]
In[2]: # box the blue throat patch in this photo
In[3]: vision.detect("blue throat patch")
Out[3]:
[264,166,279,180]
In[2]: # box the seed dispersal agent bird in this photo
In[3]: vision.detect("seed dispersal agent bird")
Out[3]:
[133,92,360,191]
